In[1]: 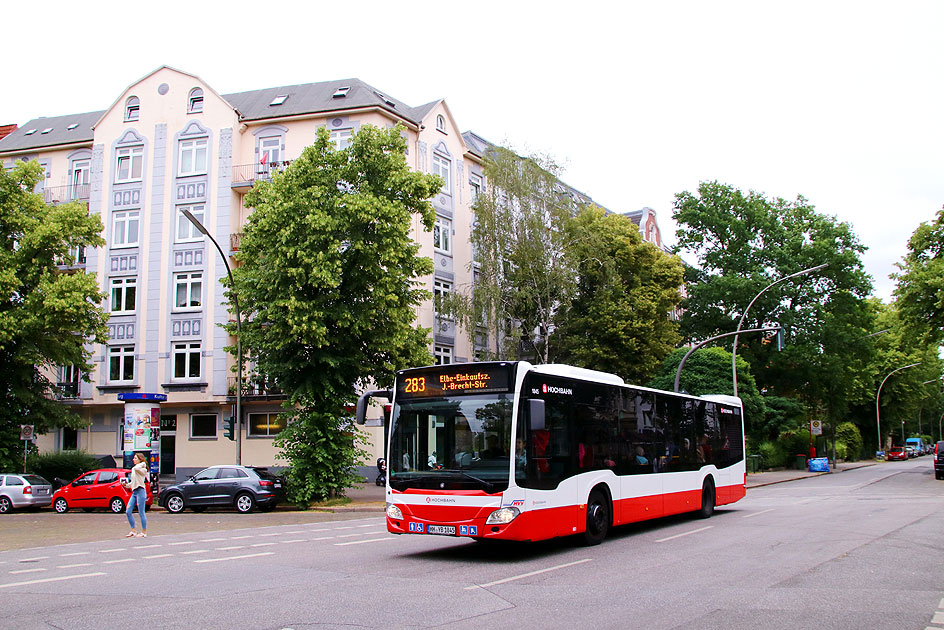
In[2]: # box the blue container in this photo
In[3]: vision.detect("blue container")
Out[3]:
[808,457,830,473]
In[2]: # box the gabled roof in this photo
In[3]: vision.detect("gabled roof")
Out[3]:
[461,131,493,159]
[223,78,423,125]
[0,110,103,154]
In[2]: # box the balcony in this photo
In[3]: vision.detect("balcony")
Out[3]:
[44,184,90,205]
[230,232,243,252]
[227,376,284,400]
[231,161,292,192]
[56,381,80,399]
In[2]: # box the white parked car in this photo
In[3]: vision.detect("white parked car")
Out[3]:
[0,474,53,513]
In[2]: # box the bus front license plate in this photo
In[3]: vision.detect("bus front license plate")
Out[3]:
[426,525,456,536]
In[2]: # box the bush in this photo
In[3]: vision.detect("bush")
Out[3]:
[835,422,863,461]
[757,441,786,469]
[27,451,100,487]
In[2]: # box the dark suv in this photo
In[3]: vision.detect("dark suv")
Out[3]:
[934,442,944,480]
[158,465,285,513]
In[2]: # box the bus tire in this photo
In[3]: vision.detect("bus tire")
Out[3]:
[697,477,715,519]
[582,489,610,546]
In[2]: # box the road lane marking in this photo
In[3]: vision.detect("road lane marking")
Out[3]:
[132,544,160,550]
[465,559,592,590]
[656,526,713,543]
[284,531,305,534]
[229,535,252,540]
[334,538,393,546]
[193,552,274,564]
[311,536,333,541]
[258,533,281,537]
[742,508,776,519]
[144,554,173,559]
[0,572,106,589]
[59,552,90,557]
[280,539,305,544]
[103,559,135,565]
[20,556,48,562]
[334,526,354,530]
[168,541,194,546]
[180,550,209,555]
[200,538,227,542]
[931,612,944,625]
[216,546,246,551]
[98,549,124,554]
[251,543,276,548]
[10,568,47,575]
[57,563,92,569]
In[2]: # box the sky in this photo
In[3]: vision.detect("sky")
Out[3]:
[3,1,942,301]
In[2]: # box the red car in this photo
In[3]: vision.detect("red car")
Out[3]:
[52,468,153,514]
[886,446,908,462]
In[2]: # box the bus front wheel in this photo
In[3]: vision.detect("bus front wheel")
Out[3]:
[697,478,715,519]
[582,489,610,546]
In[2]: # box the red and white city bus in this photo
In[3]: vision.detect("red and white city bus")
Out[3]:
[356,361,746,545]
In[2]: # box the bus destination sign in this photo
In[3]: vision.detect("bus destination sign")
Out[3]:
[396,363,513,399]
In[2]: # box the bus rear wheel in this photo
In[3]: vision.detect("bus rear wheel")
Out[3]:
[697,478,715,519]
[582,490,610,546]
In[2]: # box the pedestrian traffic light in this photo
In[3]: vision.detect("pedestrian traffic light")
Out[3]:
[223,416,235,441]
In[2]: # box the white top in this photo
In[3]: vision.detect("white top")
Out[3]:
[129,461,148,491]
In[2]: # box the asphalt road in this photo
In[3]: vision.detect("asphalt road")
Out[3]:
[0,457,941,630]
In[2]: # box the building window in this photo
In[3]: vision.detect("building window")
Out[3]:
[108,345,135,383]
[178,137,208,176]
[112,210,140,248]
[62,427,78,450]
[173,342,201,380]
[190,414,217,439]
[188,88,204,114]
[115,146,143,182]
[248,412,286,437]
[434,279,452,319]
[432,154,451,193]
[434,345,453,366]
[433,216,451,254]
[258,136,280,167]
[174,272,203,311]
[176,205,205,242]
[71,159,90,200]
[330,128,353,150]
[470,173,483,199]
[58,364,80,398]
[110,277,137,313]
[436,114,446,133]
[125,97,140,122]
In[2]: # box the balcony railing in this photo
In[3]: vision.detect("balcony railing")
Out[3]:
[56,382,80,399]
[232,161,292,187]
[227,377,284,398]
[230,232,243,252]
[44,184,90,205]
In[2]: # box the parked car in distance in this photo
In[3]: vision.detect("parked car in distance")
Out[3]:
[158,465,284,514]
[886,446,908,462]
[934,441,944,480]
[905,445,917,458]
[0,474,53,513]
[51,468,153,514]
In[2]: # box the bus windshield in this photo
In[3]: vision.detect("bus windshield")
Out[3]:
[388,393,513,493]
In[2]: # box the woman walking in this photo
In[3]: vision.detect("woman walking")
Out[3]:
[123,452,149,538]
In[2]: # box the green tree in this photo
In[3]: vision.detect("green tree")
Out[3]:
[672,181,874,425]
[233,125,440,504]
[0,161,108,471]
[453,146,578,363]
[648,346,766,434]
[893,206,944,344]
[553,206,684,383]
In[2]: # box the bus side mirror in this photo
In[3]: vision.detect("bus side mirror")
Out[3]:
[529,399,546,432]
[355,389,392,425]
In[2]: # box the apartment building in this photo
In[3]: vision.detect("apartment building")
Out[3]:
[0,66,489,479]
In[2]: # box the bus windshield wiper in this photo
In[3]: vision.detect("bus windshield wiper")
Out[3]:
[439,469,496,492]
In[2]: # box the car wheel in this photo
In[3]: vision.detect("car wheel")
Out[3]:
[110,497,125,514]
[0,496,11,514]
[581,489,610,546]
[235,492,256,514]
[54,497,69,513]
[697,477,715,519]
[164,493,185,514]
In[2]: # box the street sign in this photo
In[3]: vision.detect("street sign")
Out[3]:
[19,425,34,441]
[810,420,823,436]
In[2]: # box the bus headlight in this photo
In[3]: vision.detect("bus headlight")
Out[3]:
[485,507,520,525]
[386,503,403,520]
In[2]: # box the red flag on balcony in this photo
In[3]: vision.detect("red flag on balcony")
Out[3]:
[260,153,268,165]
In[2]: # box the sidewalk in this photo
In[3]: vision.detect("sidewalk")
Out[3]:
[746,460,877,488]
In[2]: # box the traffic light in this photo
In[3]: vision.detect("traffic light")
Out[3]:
[223,416,235,441]
[776,327,785,351]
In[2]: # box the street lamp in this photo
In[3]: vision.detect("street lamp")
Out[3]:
[731,264,827,396]
[875,362,920,456]
[674,326,782,394]
[182,209,242,465]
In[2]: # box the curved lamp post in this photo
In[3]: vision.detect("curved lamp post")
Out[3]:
[875,362,920,455]
[731,264,827,397]
[675,326,781,394]
[182,209,242,465]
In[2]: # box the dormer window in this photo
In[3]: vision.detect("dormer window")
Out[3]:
[269,95,288,106]
[333,87,351,98]
[436,115,446,133]
[67,123,79,130]
[125,96,140,122]
[41,128,53,134]
[188,88,204,114]
[24,129,36,135]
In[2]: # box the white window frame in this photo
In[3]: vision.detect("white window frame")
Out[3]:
[71,159,90,200]
[112,210,140,248]
[124,97,139,122]
[172,342,202,380]
[109,277,137,314]
[174,272,203,311]
[470,173,483,199]
[330,128,353,151]
[433,216,452,254]
[176,205,205,243]
[247,412,286,438]
[434,345,453,366]
[432,153,451,193]
[436,114,446,133]
[115,146,143,182]
[188,88,204,114]
[107,345,135,383]
[258,136,280,167]
[434,279,453,320]
[178,137,208,176]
